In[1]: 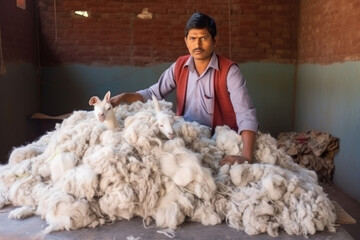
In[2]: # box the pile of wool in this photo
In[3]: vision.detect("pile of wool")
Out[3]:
[277,131,339,183]
[0,99,336,237]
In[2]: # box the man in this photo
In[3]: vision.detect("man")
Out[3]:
[110,12,259,165]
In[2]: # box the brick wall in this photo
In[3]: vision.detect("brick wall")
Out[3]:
[298,0,360,64]
[38,0,299,66]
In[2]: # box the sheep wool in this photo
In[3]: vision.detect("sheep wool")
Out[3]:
[0,98,336,237]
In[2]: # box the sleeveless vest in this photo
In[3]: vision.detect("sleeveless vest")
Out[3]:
[174,54,238,132]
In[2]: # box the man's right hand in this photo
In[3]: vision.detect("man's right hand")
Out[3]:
[110,92,144,107]
[219,155,251,166]
[110,93,125,107]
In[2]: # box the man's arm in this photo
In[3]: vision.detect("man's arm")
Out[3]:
[219,64,258,166]
[240,130,256,161]
[219,130,256,166]
[110,92,144,107]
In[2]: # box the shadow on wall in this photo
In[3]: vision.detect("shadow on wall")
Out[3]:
[0,63,40,164]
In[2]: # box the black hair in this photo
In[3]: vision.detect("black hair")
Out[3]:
[185,12,217,39]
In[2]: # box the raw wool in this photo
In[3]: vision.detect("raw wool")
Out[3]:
[122,96,176,155]
[8,142,46,166]
[193,136,222,171]
[158,138,217,201]
[127,236,140,240]
[83,145,126,176]
[0,98,336,237]
[128,154,163,218]
[96,151,160,222]
[84,146,138,217]
[114,96,173,125]
[173,118,212,147]
[190,199,222,226]
[36,111,105,182]
[154,178,194,229]
[123,111,162,155]
[81,137,163,222]
[226,163,336,237]
[0,158,35,208]
[7,129,54,166]
[32,183,101,234]
[48,151,80,182]
[8,205,36,219]
[253,132,319,184]
[7,181,102,234]
[277,131,339,183]
[174,119,222,171]
[213,125,243,156]
[54,164,98,201]
[98,183,137,221]
[8,173,41,207]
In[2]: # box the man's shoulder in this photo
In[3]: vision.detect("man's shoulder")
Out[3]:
[174,55,191,82]
[176,55,191,63]
[216,54,237,70]
[174,55,191,71]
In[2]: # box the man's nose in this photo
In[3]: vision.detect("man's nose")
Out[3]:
[195,38,202,48]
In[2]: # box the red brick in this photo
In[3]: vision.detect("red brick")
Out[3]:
[298,0,360,64]
[37,0,299,65]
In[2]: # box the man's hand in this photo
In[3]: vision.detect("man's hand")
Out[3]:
[109,93,124,107]
[219,155,251,166]
[110,92,144,107]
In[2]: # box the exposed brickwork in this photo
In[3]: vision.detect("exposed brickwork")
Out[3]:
[298,0,360,64]
[37,0,299,66]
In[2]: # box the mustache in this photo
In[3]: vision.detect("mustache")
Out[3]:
[193,48,204,52]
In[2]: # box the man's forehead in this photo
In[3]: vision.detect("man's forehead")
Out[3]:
[188,28,211,36]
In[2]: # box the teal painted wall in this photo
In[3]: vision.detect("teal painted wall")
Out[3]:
[0,63,39,163]
[40,63,172,115]
[240,63,295,136]
[295,62,360,202]
[40,62,295,137]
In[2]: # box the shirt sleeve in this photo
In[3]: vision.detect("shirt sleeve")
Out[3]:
[137,63,177,101]
[227,65,259,134]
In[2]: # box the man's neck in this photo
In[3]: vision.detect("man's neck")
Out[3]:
[194,58,211,76]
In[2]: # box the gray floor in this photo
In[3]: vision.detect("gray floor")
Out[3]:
[0,184,358,240]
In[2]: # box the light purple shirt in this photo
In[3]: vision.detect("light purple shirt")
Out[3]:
[138,53,259,133]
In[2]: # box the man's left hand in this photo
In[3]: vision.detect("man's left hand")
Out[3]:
[219,155,251,166]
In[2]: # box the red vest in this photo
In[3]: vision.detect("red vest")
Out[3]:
[174,54,238,132]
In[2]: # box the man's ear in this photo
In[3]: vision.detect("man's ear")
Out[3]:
[213,36,218,47]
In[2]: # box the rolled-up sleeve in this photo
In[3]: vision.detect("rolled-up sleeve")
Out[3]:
[227,65,259,134]
[137,63,177,101]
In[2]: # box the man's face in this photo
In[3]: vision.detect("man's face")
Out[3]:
[185,28,217,61]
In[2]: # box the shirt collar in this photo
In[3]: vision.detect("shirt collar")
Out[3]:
[184,53,219,73]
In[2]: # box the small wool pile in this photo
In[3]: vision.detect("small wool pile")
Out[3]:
[0,99,336,237]
[277,131,339,183]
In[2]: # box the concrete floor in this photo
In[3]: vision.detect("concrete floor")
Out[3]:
[0,184,358,240]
